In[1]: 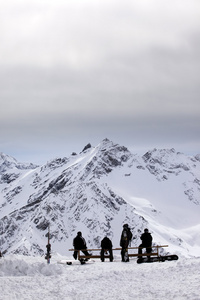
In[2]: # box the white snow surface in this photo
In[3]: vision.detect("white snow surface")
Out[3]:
[0,254,200,300]
[0,140,200,258]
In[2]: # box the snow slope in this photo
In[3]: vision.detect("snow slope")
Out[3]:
[0,139,200,257]
[0,254,200,300]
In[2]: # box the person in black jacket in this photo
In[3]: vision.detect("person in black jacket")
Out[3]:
[73,232,91,260]
[138,228,152,258]
[120,224,133,262]
[101,236,113,262]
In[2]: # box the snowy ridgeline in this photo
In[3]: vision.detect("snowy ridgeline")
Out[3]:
[0,254,200,300]
[0,139,200,257]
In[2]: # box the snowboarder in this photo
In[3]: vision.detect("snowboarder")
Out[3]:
[120,224,133,262]
[100,236,113,262]
[138,228,152,259]
[73,232,91,260]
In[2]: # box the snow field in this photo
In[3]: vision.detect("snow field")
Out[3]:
[0,254,200,300]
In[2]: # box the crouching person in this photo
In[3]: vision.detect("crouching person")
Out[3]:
[101,236,113,262]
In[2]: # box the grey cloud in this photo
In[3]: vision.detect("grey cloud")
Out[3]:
[0,0,200,163]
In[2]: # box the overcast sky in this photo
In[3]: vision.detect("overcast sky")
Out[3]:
[0,0,200,164]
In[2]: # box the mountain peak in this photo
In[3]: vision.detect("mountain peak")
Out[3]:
[0,141,200,257]
[0,151,17,165]
[0,152,38,173]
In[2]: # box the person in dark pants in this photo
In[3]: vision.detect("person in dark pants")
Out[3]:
[138,228,152,259]
[101,236,113,262]
[120,224,133,262]
[73,232,91,260]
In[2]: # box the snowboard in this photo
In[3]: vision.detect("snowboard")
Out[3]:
[137,254,178,264]
[58,259,95,265]
[124,248,129,262]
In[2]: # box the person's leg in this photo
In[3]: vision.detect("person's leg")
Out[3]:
[73,251,78,260]
[109,249,113,262]
[146,246,152,259]
[101,249,105,262]
[138,244,143,257]
[82,250,90,256]
[121,247,125,261]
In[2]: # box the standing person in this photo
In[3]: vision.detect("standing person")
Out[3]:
[73,231,91,260]
[101,236,113,262]
[138,228,152,259]
[120,224,133,262]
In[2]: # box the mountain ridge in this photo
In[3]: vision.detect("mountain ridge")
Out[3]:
[0,139,200,257]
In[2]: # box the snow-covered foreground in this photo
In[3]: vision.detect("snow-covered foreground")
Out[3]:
[0,254,200,300]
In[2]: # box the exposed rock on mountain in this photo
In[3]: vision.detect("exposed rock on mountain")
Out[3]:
[0,139,200,257]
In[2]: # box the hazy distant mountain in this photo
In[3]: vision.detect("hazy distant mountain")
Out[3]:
[0,139,200,257]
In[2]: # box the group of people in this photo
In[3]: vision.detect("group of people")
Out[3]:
[73,224,153,262]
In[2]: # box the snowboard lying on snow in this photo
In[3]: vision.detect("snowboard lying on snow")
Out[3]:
[137,254,178,264]
[58,258,95,265]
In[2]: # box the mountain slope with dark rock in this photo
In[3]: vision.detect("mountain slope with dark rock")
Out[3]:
[0,139,199,257]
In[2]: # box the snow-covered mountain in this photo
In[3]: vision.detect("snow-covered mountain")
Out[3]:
[0,139,200,257]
